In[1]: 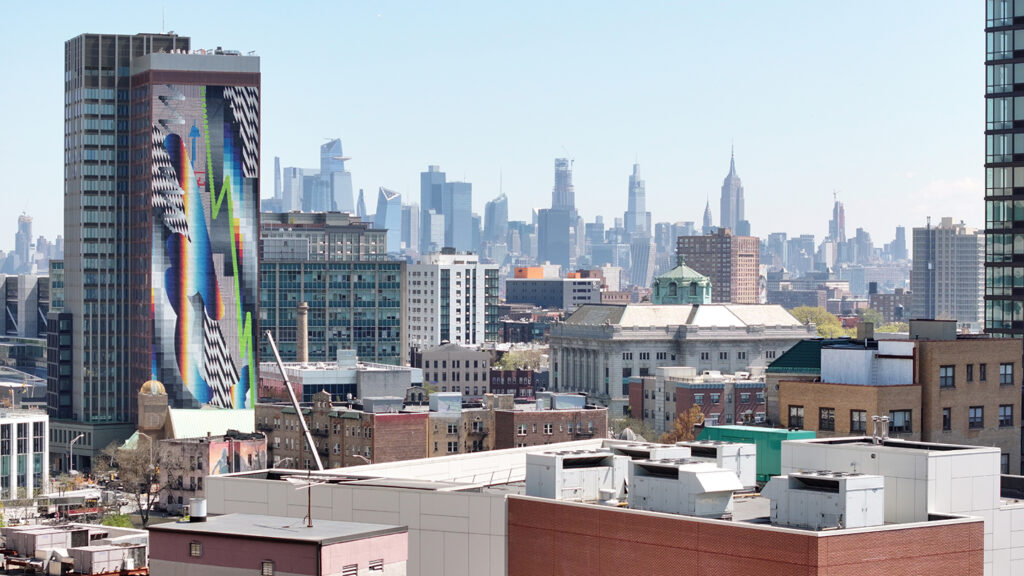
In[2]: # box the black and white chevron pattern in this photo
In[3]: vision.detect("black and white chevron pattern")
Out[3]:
[150,125,191,238]
[223,86,259,179]
[202,314,239,408]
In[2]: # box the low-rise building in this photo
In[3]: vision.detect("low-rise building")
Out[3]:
[149,513,408,576]
[257,392,428,469]
[0,409,47,499]
[157,430,267,513]
[775,320,1022,473]
[420,343,491,397]
[489,369,535,397]
[258,350,423,403]
[504,277,602,312]
[549,303,814,411]
[630,367,766,435]
[869,287,911,323]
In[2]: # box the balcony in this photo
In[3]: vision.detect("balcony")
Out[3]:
[468,427,489,437]
[311,428,329,437]
[256,423,275,433]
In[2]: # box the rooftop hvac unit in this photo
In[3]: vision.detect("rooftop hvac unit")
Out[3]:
[601,439,692,460]
[675,440,757,488]
[761,470,884,530]
[628,459,743,518]
[526,449,628,502]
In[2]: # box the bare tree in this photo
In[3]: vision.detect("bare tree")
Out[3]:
[115,443,184,527]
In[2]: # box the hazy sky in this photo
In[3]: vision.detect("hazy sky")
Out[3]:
[0,1,981,250]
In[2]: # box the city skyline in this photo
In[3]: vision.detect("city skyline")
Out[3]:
[1,2,980,248]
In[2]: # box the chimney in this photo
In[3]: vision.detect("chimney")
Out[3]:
[297,301,309,364]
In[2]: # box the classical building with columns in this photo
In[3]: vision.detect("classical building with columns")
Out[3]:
[548,303,814,415]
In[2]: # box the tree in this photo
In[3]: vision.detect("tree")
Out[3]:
[116,441,184,527]
[495,349,546,371]
[877,322,909,333]
[790,306,848,338]
[660,406,705,444]
[611,417,656,442]
[857,308,884,327]
[101,514,133,528]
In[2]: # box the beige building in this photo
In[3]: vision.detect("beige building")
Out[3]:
[420,343,491,397]
[776,320,1022,473]
[677,228,760,304]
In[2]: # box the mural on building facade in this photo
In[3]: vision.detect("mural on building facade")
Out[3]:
[150,84,259,409]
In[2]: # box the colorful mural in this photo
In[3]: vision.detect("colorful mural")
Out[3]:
[150,84,259,409]
[208,439,267,475]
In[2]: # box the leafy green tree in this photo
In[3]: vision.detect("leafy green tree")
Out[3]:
[101,514,133,528]
[858,308,884,327]
[790,306,847,338]
[877,322,909,333]
[495,349,546,371]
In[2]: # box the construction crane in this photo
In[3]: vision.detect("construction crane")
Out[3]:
[265,331,324,471]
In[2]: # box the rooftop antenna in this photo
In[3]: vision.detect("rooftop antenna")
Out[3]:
[285,470,328,528]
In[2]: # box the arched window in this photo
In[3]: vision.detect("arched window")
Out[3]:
[668,282,677,296]
[690,282,698,296]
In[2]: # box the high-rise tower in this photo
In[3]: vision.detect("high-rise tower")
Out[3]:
[552,158,575,211]
[829,194,846,243]
[319,139,354,213]
[624,163,650,238]
[56,32,259,469]
[985,5,1020,336]
[719,148,745,233]
[374,187,403,253]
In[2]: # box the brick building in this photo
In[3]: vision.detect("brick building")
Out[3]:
[492,397,607,449]
[490,369,535,397]
[775,320,1023,473]
[676,228,760,304]
[256,392,428,469]
[630,367,766,435]
[157,430,267,513]
[870,287,911,323]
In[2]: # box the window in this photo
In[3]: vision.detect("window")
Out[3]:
[737,351,747,360]
[700,352,710,361]
[819,408,835,431]
[757,392,765,404]
[447,441,459,453]
[189,542,202,557]
[939,365,955,388]
[969,406,984,429]
[1001,363,1014,386]
[980,363,988,381]
[719,352,728,360]
[543,423,553,435]
[1000,404,1014,427]
[766,350,777,359]
[447,423,458,435]
[942,407,951,431]
[740,393,751,403]
[788,406,804,429]
[710,393,721,404]
[694,394,704,405]
[1002,454,1011,475]
[850,410,867,433]
[261,561,274,576]
[967,364,974,382]
[889,410,912,434]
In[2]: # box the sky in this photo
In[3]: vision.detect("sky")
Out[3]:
[0,1,982,251]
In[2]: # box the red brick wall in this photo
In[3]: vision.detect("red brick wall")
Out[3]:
[371,413,427,463]
[628,380,643,419]
[507,497,983,576]
[494,409,608,449]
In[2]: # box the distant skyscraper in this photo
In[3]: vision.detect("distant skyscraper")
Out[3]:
[484,193,509,244]
[320,139,354,212]
[629,236,657,288]
[443,181,473,252]
[420,166,447,252]
[281,167,304,212]
[719,148,745,233]
[552,158,575,211]
[892,226,908,261]
[401,202,420,254]
[57,32,259,468]
[624,163,649,238]
[14,214,32,271]
[912,218,984,331]
[702,201,713,235]
[374,187,403,253]
[274,156,281,200]
[829,194,846,243]
[356,189,367,219]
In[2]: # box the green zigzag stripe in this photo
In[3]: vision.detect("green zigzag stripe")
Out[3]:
[202,86,256,407]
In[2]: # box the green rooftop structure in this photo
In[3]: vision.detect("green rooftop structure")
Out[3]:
[698,425,816,483]
[651,258,712,304]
